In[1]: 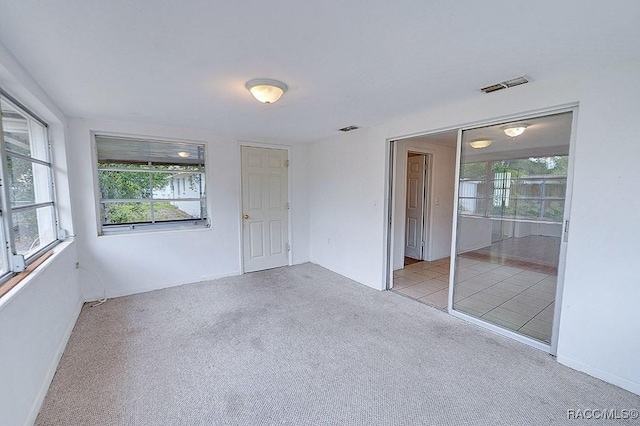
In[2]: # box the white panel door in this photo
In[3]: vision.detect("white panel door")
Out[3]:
[241,146,289,272]
[405,155,425,260]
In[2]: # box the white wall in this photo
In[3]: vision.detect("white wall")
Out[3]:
[309,128,387,289]
[457,216,492,253]
[290,143,310,263]
[392,139,456,270]
[556,64,640,395]
[0,42,82,426]
[68,118,310,300]
[308,63,640,394]
[0,243,81,426]
[457,218,562,253]
[513,221,562,238]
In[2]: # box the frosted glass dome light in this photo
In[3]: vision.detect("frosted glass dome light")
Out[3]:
[503,124,528,138]
[246,79,288,104]
[469,139,492,149]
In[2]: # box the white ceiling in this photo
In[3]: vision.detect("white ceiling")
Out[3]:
[0,1,639,143]
[462,111,573,161]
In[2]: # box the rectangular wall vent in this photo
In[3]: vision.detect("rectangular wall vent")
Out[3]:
[338,125,360,132]
[480,76,530,94]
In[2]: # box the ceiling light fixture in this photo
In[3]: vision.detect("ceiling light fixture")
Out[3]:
[469,139,492,149]
[245,79,288,104]
[177,151,190,158]
[503,124,528,138]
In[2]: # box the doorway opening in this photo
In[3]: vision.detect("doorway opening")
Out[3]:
[388,130,458,309]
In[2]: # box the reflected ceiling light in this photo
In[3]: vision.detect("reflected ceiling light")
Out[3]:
[245,79,288,104]
[503,124,528,138]
[469,139,493,149]
[177,151,190,158]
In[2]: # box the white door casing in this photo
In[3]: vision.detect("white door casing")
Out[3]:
[405,155,425,260]
[241,146,289,272]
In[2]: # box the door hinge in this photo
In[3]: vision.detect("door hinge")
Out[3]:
[284,159,289,168]
[563,220,570,242]
[421,241,425,247]
[286,242,291,251]
[286,202,290,210]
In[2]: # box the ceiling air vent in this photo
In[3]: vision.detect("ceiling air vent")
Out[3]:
[338,125,360,132]
[480,76,530,94]
[480,83,506,94]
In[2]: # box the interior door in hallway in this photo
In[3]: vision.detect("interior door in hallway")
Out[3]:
[405,154,426,260]
[241,146,289,272]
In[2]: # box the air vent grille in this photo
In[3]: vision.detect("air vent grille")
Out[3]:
[481,83,507,93]
[338,125,360,132]
[504,76,529,88]
[480,76,530,94]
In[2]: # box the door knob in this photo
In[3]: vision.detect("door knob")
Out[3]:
[243,214,249,220]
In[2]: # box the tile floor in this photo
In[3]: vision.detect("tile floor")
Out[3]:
[393,256,556,343]
[393,258,452,310]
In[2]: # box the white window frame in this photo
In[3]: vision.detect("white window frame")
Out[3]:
[0,88,60,280]
[92,133,210,235]
[459,158,568,223]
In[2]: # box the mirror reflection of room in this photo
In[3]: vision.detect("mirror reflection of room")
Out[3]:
[453,112,572,344]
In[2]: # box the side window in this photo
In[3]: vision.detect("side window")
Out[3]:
[95,135,207,234]
[0,90,58,277]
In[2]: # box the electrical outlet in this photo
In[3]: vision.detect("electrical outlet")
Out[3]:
[75,262,80,269]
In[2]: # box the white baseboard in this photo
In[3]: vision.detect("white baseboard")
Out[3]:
[83,270,242,302]
[25,297,84,426]
[557,355,640,396]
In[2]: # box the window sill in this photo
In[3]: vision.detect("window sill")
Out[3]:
[98,221,211,237]
[0,240,74,309]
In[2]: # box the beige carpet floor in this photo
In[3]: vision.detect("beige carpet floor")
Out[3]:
[36,263,639,425]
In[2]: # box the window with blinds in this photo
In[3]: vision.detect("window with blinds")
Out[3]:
[94,135,208,234]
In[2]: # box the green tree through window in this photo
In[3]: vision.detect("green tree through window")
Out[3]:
[95,135,207,233]
[459,156,567,222]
